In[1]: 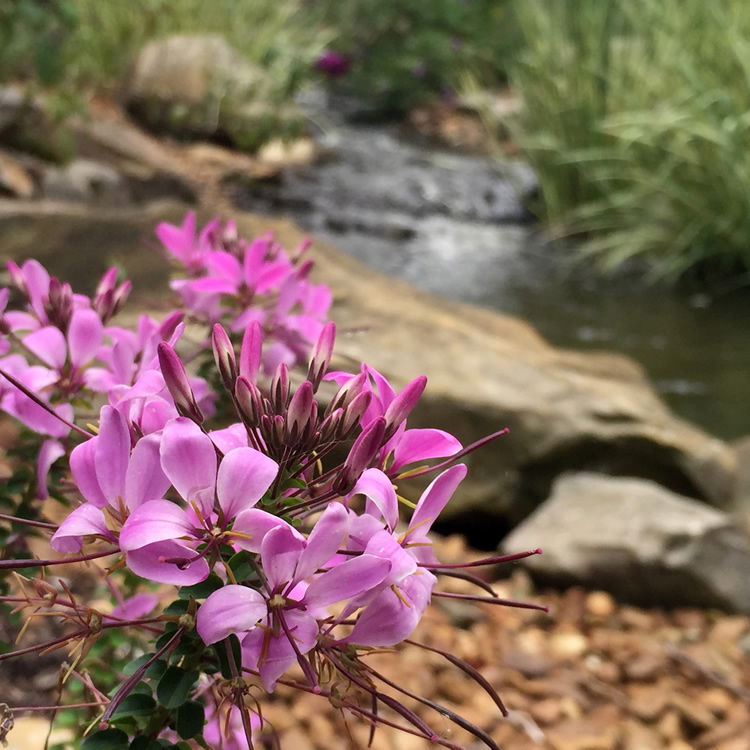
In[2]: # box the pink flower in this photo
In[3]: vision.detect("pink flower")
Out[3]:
[117,417,279,584]
[50,406,168,553]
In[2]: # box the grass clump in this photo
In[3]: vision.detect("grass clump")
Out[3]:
[511,0,750,282]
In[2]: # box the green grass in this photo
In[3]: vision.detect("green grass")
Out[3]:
[508,0,750,282]
[65,0,328,97]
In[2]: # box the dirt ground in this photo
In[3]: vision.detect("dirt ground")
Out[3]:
[4,535,750,750]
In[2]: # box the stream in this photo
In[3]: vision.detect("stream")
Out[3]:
[232,95,750,441]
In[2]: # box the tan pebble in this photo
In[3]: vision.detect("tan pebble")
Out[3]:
[549,631,588,660]
[668,743,694,750]
[715,739,750,750]
[699,687,734,716]
[656,710,681,741]
[585,591,616,618]
[279,728,315,749]
[627,682,670,722]
[670,693,716,730]
[559,696,582,720]
[621,719,662,750]
[529,697,563,725]
[709,616,749,644]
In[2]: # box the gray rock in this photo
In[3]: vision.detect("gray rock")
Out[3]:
[42,159,129,205]
[122,34,303,151]
[501,473,750,612]
[0,86,25,132]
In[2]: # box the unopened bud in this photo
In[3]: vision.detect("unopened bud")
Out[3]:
[340,390,372,437]
[157,342,204,423]
[329,371,367,414]
[307,322,336,390]
[235,376,263,428]
[46,277,73,330]
[271,363,290,411]
[383,376,427,442]
[239,321,263,383]
[334,417,386,494]
[286,380,315,442]
[211,323,237,390]
[6,261,24,291]
[95,267,118,298]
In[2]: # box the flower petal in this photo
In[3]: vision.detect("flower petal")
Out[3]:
[390,428,462,472]
[50,504,109,553]
[295,502,349,580]
[126,540,209,585]
[409,464,467,537]
[36,438,64,499]
[350,468,398,531]
[95,406,130,505]
[346,571,436,647]
[261,524,305,591]
[160,417,217,514]
[231,508,296,553]
[23,327,66,369]
[70,438,107,507]
[304,554,390,609]
[67,309,103,368]
[124,434,170,510]
[216,447,279,520]
[119,500,194,551]
[196,585,267,645]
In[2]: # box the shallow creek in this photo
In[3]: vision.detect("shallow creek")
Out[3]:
[232,99,750,441]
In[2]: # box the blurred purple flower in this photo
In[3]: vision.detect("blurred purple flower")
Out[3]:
[315,50,353,78]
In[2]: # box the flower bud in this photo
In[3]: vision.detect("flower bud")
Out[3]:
[340,390,372,438]
[328,371,367,414]
[383,376,427,442]
[334,417,386,494]
[46,277,73,330]
[271,363,290,411]
[157,342,204,423]
[286,380,314,442]
[234,376,263,428]
[307,322,336,390]
[239,321,263,383]
[211,323,237,390]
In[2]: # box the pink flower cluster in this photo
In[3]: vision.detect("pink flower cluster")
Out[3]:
[0,215,541,750]
[49,320,469,690]
[157,212,331,374]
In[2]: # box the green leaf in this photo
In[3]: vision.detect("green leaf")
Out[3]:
[81,729,129,750]
[227,550,254,582]
[156,666,198,710]
[163,599,190,616]
[176,700,205,740]
[123,655,167,679]
[178,574,223,600]
[111,693,156,719]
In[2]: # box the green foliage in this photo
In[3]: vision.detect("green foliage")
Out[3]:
[63,0,327,97]
[317,0,519,114]
[0,0,78,84]
[509,0,750,281]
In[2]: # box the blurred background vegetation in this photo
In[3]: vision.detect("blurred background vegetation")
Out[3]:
[3,0,750,285]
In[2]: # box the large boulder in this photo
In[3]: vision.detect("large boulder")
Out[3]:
[501,473,750,612]
[122,34,303,152]
[290,221,736,532]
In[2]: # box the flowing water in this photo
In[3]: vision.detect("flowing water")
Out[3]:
[232,97,750,441]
